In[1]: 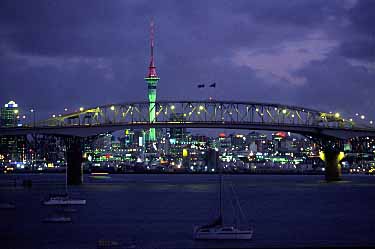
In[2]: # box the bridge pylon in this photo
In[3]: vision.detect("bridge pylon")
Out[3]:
[318,137,345,181]
[65,136,83,185]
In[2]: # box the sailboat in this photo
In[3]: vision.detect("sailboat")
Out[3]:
[193,160,253,240]
[43,214,72,223]
[43,164,86,205]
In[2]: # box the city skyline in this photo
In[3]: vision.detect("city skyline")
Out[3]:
[0,0,374,122]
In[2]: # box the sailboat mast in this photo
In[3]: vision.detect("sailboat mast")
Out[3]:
[65,159,68,194]
[219,150,223,219]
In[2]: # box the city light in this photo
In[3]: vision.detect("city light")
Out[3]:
[361,115,365,120]
[110,105,115,111]
[334,112,340,118]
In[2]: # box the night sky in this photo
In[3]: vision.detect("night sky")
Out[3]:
[0,0,374,122]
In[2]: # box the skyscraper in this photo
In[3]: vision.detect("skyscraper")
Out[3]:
[0,100,19,127]
[144,20,160,142]
[0,101,25,163]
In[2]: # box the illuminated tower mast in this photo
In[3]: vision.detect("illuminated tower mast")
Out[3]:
[145,19,159,142]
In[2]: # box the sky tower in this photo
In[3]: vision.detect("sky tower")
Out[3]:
[145,19,159,142]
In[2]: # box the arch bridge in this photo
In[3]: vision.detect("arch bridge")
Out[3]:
[1,100,375,183]
[2,101,374,139]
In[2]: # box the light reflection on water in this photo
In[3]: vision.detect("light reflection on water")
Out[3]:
[1,173,375,249]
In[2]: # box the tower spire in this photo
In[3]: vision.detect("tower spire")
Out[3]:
[145,19,160,142]
[147,18,157,78]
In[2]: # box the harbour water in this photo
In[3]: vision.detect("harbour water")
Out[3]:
[1,173,375,248]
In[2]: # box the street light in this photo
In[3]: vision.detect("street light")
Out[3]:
[79,107,84,112]
[30,108,36,171]
[30,109,36,127]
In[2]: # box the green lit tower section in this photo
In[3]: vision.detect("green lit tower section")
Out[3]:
[144,20,159,142]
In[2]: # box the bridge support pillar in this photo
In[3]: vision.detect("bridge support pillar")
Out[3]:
[320,150,344,182]
[65,136,83,185]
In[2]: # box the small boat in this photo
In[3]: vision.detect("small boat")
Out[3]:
[43,194,86,205]
[194,214,253,240]
[62,207,77,213]
[194,159,253,240]
[43,165,86,206]
[0,202,16,209]
[43,215,72,223]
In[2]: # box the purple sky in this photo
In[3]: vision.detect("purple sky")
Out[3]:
[0,0,375,123]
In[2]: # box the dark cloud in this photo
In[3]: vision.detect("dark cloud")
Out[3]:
[0,0,374,124]
[338,0,375,61]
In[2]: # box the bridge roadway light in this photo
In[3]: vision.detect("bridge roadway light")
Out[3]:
[30,109,36,127]
[349,118,353,122]
[199,105,204,111]
[361,115,365,120]
[110,105,115,111]
[79,107,84,112]
[282,109,287,114]
[170,105,175,110]
[52,114,56,118]
[64,108,68,112]
[370,120,373,125]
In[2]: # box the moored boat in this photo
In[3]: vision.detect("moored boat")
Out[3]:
[43,195,86,205]
[43,215,72,223]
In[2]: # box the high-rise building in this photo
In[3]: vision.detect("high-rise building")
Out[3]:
[0,101,25,163]
[169,113,187,144]
[144,20,160,142]
[0,100,19,127]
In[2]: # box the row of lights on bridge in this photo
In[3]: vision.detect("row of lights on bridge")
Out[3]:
[40,106,374,127]
[329,111,371,124]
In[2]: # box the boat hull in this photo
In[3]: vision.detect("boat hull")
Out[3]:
[43,200,86,205]
[193,226,253,240]
[43,217,72,223]
[194,232,253,240]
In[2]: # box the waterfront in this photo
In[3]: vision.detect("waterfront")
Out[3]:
[1,174,375,248]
